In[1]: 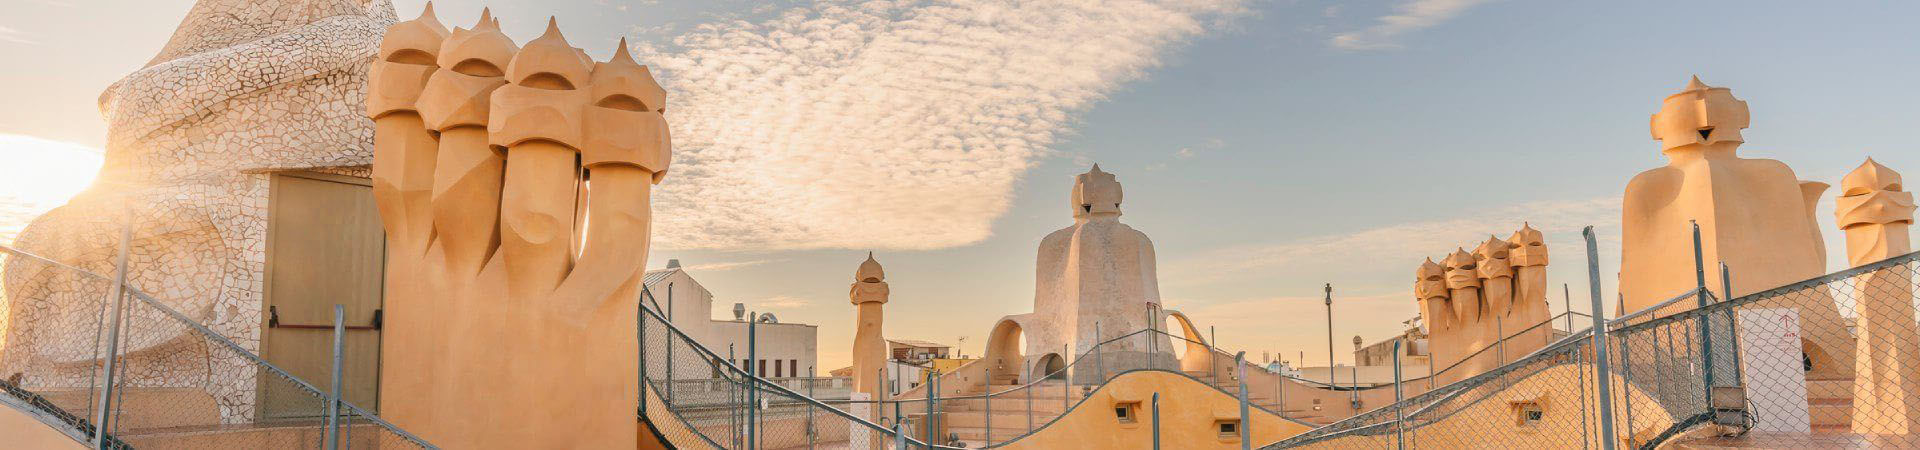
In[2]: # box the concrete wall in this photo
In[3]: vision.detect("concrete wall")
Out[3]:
[709,320,819,378]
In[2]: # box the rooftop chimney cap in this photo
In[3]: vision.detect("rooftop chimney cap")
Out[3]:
[732,302,745,321]
[667,259,682,269]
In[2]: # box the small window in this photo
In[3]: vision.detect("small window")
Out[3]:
[1513,401,1544,427]
[1114,402,1139,423]
[1217,420,1241,438]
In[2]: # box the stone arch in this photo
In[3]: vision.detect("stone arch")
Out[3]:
[984,318,1026,383]
[1161,309,1214,372]
[1035,353,1067,381]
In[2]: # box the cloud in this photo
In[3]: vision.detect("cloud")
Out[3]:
[636,0,1249,251]
[1330,0,1495,50]
[629,22,679,36]
[1168,196,1621,282]
[0,25,38,45]
[681,258,783,272]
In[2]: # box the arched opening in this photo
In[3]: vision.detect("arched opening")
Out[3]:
[1036,353,1066,380]
[1162,315,1196,360]
[984,319,1026,383]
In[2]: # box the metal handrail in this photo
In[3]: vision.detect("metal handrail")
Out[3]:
[1607,287,1712,328]
[1269,326,1598,447]
[0,244,438,449]
[1423,310,1592,381]
[637,299,933,448]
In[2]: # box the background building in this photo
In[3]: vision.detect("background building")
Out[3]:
[643,259,819,379]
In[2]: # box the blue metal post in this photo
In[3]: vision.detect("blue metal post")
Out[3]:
[326,305,344,450]
[1693,222,1717,401]
[92,224,132,449]
[748,313,758,450]
[1584,226,1617,450]
[1393,340,1405,450]
[1235,351,1250,450]
[1151,393,1161,450]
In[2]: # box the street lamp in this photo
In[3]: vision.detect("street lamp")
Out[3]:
[1323,283,1334,390]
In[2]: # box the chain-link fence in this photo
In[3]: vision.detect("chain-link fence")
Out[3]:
[0,244,432,449]
[1270,240,1920,449]
[640,292,935,449]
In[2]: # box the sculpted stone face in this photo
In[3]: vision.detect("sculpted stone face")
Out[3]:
[1472,235,1514,280]
[1507,223,1548,267]
[1443,249,1480,289]
[1649,76,1750,152]
[1414,258,1448,301]
[1837,158,1916,229]
[1071,164,1124,218]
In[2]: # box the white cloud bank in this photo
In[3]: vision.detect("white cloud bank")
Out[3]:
[1330,0,1495,50]
[638,0,1248,251]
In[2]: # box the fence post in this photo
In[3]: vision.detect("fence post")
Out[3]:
[1062,344,1069,414]
[1692,222,1717,403]
[665,285,674,405]
[928,373,940,449]
[639,302,647,417]
[1564,283,1575,333]
[92,223,132,449]
[1393,340,1405,450]
[1276,358,1285,418]
[985,377,993,447]
[1151,392,1161,450]
[808,366,817,450]
[1583,226,1618,450]
[1720,263,1743,386]
[326,304,345,450]
[1235,352,1250,450]
[729,344,739,448]
[748,314,759,450]
[1147,304,1157,370]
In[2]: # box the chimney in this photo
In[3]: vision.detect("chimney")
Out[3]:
[667,259,682,269]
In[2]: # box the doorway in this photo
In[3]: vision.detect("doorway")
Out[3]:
[259,172,386,418]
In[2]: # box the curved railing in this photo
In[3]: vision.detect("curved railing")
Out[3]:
[0,243,434,449]
[639,288,935,449]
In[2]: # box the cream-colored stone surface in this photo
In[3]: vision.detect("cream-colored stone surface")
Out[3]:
[1,0,394,423]
[0,403,85,450]
[370,10,670,449]
[1835,158,1919,434]
[849,253,889,402]
[1414,224,1554,384]
[996,370,1313,450]
[1020,165,1174,384]
[1619,76,1853,378]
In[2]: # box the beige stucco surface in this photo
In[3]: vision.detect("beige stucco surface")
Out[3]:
[997,370,1312,449]
[1414,224,1556,385]
[1020,166,1175,384]
[1836,158,1919,434]
[0,405,85,450]
[368,7,671,448]
[1618,77,1853,379]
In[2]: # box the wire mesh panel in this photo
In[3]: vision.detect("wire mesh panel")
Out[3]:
[0,244,434,449]
[0,248,120,429]
[640,301,928,449]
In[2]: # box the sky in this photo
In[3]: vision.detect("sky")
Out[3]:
[2,0,1918,372]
